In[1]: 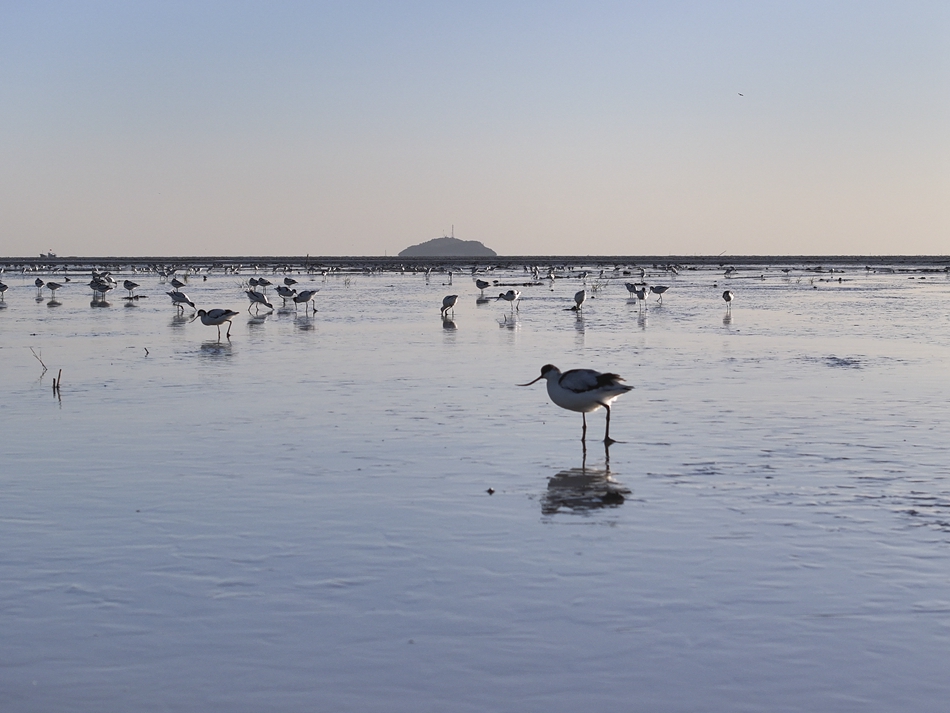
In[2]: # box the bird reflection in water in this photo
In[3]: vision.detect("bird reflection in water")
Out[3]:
[169,314,191,329]
[200,340,233,358]
[90,298,111,308]
[542,444,629,515]
[295,314,315,331]
[722,312,733,327]
[442,317,457,331]
[498,314,519,330]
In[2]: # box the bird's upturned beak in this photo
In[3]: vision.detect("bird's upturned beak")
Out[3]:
[188,313,199,323]
[517,375,543,387]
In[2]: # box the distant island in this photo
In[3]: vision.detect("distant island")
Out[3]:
[398,237,497,258]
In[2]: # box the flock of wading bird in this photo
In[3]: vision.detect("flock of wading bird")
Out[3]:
[0,259,776,444]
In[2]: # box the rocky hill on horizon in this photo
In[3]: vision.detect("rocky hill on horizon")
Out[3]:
[398,237,497,258]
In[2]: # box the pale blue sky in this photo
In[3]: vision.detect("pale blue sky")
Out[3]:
[1,1,946,256]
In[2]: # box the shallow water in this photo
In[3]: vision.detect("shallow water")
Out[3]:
[2,264,950,712]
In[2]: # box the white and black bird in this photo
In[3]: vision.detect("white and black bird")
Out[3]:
[167,290,196,313]
[496,290,521,311]
[293,289,319,312]
[123,280,140,298]
[441,294,458,317]
[475,278,491,296]
[519,364,633,444]
[192,308,239,340]
[572,289,586,311]
[245,289,274,313]
[275,284,296,305]
[722,290,734,311]
[650,285,670,303]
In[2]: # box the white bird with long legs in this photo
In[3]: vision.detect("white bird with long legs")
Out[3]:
[519,364,633,444]
[192,308,239,340]
[167,291,196,313]
[293,289,319,312]
[441,294,458,317]
[496,290,521,311]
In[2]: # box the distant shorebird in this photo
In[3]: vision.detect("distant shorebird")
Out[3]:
[167,290,196,313]
[722,290,735,311]
[496,290,521,311]
[0,282,7,300]
[170,278,186,290]
[123,280,139,298]
[475,278,491,296]
[275,284,296,305]
[293,289,319,312]
[245,289,274,313]
[46,281,63,296]
[283,277,298,287]
[34,278,45,296]
[520,364,633,444]
[441,294,458,317]
[572,289,586,311]
[192,308,239,339]
[650,285,670,303]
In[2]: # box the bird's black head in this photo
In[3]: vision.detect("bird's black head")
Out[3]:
[540,364,557,377]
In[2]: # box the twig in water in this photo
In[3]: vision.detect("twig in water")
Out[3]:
[144,347,149,356]
[30,347,48,374]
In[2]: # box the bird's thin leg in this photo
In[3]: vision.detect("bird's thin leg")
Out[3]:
[603,403,616,445]
[226,320,232,338]
[582,413,587,443]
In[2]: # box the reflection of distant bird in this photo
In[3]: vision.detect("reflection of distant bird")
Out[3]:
[519,364,633,444]
[441,294,458,317]
[193,308,239,339]
[496,290,521,311]
[722,290,735,311]
[650,285,669,303]
[167,290,195,313]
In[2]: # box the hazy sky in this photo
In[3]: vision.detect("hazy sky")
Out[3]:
[1,1,947,257]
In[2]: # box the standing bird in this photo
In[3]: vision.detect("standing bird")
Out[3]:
[441,294,458,317]
[293,289,319,312]
[170,277,186,290]
[0,281,7,300]
[572,289,586,311]
[475,278,491,296]
[245,289,274,313]
[722,290,735,312]
[123,280,140,298]
[275,284,297,305]
[192,308,239,340]
[167,290,196,313]
[519,364,633,444]
[650,285,670,303]
[46,281,63,297]
[283,277,298,287]
[496,290,521,311]
[34,277,45,296]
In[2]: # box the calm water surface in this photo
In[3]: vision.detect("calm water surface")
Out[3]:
[2,264,949,712]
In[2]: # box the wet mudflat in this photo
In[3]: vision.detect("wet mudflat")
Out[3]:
[1,262,949,712]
